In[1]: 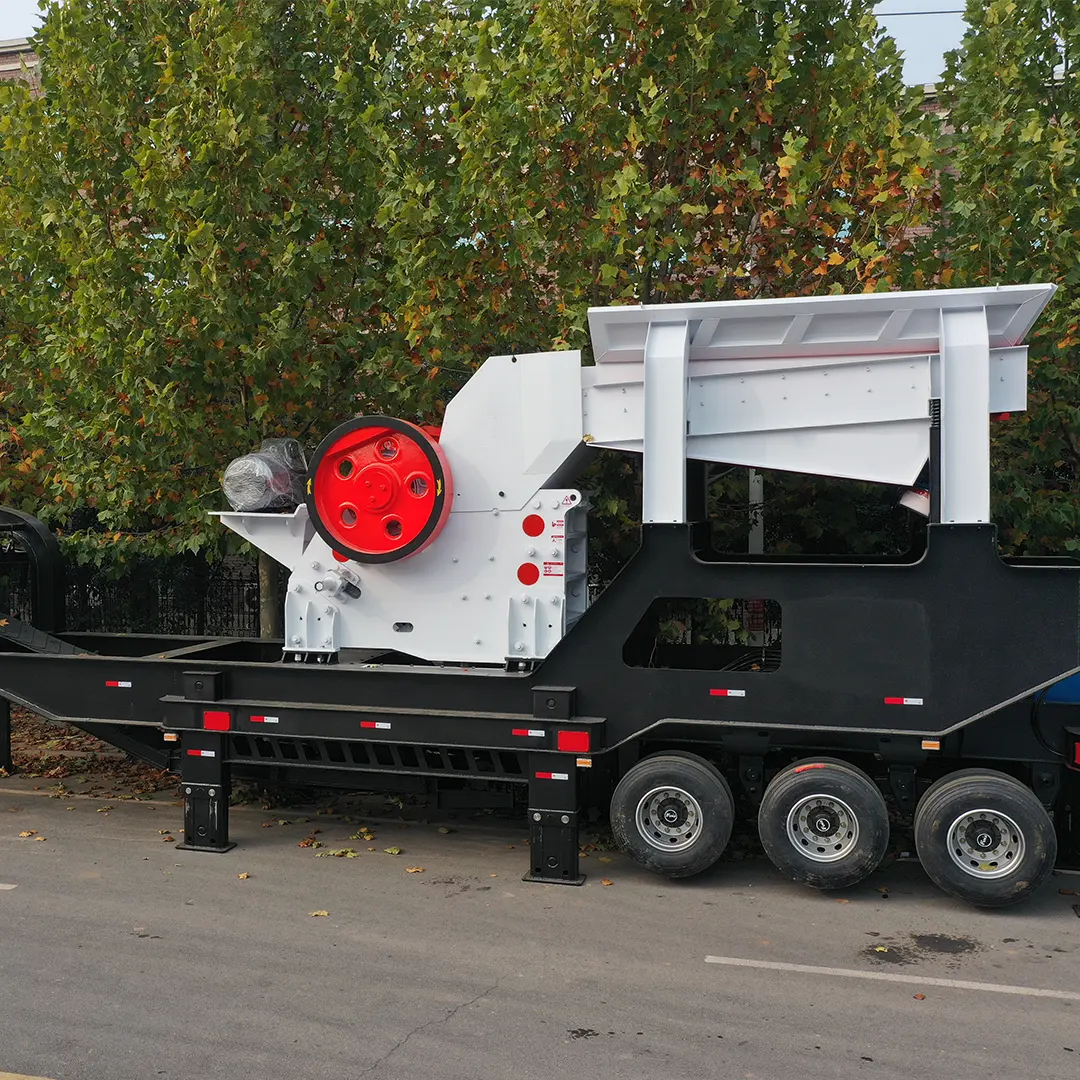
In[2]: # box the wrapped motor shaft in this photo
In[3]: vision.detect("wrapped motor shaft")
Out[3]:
[222,438,308,512]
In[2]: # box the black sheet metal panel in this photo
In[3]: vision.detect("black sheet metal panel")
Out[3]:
[0,524,1076,757]
[535,523,1080,743]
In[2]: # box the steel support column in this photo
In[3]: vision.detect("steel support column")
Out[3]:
[642,321,690,524]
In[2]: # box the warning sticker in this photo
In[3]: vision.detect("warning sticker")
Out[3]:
[543,562,564,577]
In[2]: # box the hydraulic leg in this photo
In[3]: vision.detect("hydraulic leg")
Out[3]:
[0,697,11,774]
[176,731,235,852]
[523,752,585,885]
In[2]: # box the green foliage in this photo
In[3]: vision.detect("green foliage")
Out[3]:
[0,0,937,570]
[933,0,1080,553]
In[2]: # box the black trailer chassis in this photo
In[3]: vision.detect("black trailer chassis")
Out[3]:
[2,515,1080,892]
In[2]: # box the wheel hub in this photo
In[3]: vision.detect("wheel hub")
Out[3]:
[947,809,1024,879]
[785,794,860,863]
[635,786,703,852]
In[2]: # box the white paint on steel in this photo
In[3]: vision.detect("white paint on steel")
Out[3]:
[704,955,1080,1002]
[641,321,690,524]
[940,307,991,523]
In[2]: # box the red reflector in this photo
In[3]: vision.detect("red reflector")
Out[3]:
[991,412,1011,421]
[1075,743,1080,767]
[202,710,230,731]
[557,729,590,753]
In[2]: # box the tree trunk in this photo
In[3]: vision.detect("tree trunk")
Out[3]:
[258,551,283,640]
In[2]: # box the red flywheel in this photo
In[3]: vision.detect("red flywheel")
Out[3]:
[306,417,453,563]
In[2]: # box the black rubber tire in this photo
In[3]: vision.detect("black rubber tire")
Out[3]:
[757,758,890,889]
[610,752,734,878]
[913,769,1056,908]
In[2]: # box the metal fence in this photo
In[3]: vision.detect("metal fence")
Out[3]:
[0,552,264,638]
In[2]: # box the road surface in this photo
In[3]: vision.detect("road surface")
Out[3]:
[1,788,1077,1080]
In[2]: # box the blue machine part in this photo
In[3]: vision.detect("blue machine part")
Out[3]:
[1043,672,1080,704]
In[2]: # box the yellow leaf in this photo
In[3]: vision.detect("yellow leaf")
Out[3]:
[309,910,329,917]
[875,946,889,953]
[383,847,402,855]
[601,878,613,886]
[827,251,845,266]
[405,866,425,874]
[34,836,47,841]
[18,830,35,837]
[238,872,250,879]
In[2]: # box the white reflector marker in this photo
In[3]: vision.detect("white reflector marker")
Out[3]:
[710,689,746,698]
[250,715,279,724]
[105,680,132,688]
[512,728,546,738]
[186,749,216,758]
[884,696,924,706]
[535,771,569,781]
[360,721,391,730]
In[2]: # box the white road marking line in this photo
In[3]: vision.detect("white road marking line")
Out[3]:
[704,955,1080,1002]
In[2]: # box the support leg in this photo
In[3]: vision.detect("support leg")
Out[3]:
[176,731,235,852]
[0,697,12,774]
[523,752,585,885]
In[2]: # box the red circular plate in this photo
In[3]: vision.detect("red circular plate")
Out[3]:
[307,417,452,563]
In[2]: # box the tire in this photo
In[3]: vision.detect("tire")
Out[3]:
[610,752,734,878]
[913,768,1056,908]
[757,758,890,889]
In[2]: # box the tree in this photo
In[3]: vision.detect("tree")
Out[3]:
[932,0,1080,554]
[0,0,938,601]
[0,0,408,569]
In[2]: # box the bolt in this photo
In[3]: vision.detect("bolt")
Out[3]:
[527,547,536,557]
[461,594,468,601]
[324,606,333,615]
[546,698,557,710]
[515,642,525,652]
[292,583,303,593]
[489,555,495,561]
[291,635,301,645]
[522,596,531,605]
[194,680,203,692]
[323,639,332,647]
[546,855,558,868]
[551,548,559,557]
[484,593,491,600]
[533,500,541,509]
[208,789,216,798]
[492,508,500,516]
[550,596,559,604]
[474,638,482,645]
[551,501,560,509]
[184,787,192,796]
[533,812,542,822]
[452,557,459,563]
[310,561,321,571]
[560,814,570,825]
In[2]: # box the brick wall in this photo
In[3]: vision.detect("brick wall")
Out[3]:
[0,38,39,88]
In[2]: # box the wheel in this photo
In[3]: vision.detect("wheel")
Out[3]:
[913,769,1056,907]
[757,758,890,889]
[609,752,734,878]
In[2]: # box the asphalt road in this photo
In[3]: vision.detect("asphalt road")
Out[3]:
[1,788,1078,1080]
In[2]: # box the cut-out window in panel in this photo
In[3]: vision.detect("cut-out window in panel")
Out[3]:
[623,597,781,671]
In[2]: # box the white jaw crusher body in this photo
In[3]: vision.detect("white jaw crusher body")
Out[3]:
[216,284,1054,665]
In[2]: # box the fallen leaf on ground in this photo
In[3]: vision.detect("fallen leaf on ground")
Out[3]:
[309,910,329,917]
[262,822,274,828]
[913,993,926,1000]
[437,827,453,834]
[599,856,612,863]
[601,878,613,886]
[157,829,171,835]
[34,835,47,841]
[298,836,323,849]
[237,872,250,879]
[490,873,498,878]
[875,946,889,953]
[834,898,850,904]
[96,806,112,813]
[161,835,175,842]
[18,830,35,838]
[405,866,425,874]
[315,848,359,858]
[1059,888,1078,897]
[367,847,376,852]
[383,847,402,855]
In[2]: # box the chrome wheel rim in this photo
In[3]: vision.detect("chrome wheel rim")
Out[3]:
[635,786,703,852]
[786,794,860,863]
[947,808,1025,879]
